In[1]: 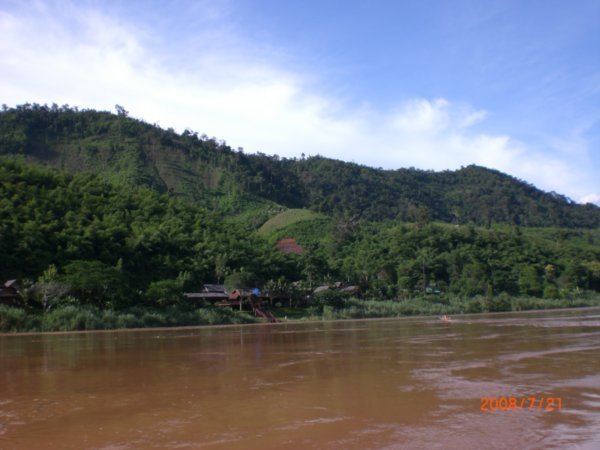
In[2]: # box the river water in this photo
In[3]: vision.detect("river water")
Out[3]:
[1,308,600,449]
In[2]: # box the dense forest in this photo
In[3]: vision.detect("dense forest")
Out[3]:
[1,103,599,227]
[1,104,599,331]
[0,159,299,301]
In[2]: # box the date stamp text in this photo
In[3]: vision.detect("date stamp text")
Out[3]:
[480,396,562,412]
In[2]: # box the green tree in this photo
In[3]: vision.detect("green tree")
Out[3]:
[61,260,125,307]
[224,270,256,291]
[518,266,542,296]
[34,264,71,312]
[145,279,182,307]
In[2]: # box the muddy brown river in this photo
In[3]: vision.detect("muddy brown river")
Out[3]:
[1,308,600,449]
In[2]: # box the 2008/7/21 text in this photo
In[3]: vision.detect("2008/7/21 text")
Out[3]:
[480,397,562,412]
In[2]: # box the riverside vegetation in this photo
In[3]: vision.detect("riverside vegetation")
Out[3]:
[1,104,599,332]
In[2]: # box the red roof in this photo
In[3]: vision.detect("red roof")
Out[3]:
[275,238,304,254]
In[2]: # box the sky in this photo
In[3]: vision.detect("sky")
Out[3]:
[1,0,599,204]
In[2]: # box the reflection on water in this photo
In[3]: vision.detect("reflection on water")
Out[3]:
[1,308,600,449]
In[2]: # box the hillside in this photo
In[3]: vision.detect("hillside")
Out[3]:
[1,103,599,228]
[1,158,599,333]
[0,159,298,300]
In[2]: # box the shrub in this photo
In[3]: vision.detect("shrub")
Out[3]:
[0,305,32,332]
[543,284,560,299]
[116,313,141,328]
[483,292,512,312]
[196,307,257,325]
[140,312,168,327]
[42,305,103,331]
[145,279,183,307]
[313,290,348,309]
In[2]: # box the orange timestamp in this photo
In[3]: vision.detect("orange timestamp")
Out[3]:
[480,396,562,412]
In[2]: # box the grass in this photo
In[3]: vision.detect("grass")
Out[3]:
[0,304,259,333]
[270,293,600,321]
[222,195,286,230]
[257,208,324,235]
[2,293,600,333]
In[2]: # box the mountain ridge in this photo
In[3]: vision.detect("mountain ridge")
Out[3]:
[1,103,598,228]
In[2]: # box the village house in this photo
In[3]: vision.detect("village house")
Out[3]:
[185,284,278,322]
[183,284,228,301]
[0,280,21,306]
[275,238,304,254]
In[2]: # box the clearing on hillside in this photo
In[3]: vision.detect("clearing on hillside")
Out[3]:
[257,209,324,235]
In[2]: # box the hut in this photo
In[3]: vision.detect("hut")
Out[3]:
[228,288,264,310]
[340,285,359,294]
[0,280,21,306]
[275,238,304,254]
[185,284,276,320]
[313,285,330,294]
[184,284,228,301]
[228,289,244,310]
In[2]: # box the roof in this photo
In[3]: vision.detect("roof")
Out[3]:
[0,279,19,297]
[340,285,358,293]
[0,286,20,300]
[184,292,228,299]
[0,289,13,297]
[203,284,227,293]
[275,238,304,254]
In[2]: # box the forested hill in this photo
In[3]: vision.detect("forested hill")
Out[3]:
[1,103,598,228]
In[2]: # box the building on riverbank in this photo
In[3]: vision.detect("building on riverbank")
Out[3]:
[0,280,21,306]
[184,284,229,301]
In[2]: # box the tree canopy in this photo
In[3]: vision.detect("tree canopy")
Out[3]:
[1,103,598,228]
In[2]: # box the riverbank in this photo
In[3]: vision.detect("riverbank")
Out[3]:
[2,294,600,333]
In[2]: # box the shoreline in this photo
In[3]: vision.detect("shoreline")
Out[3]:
[2,304,599,337]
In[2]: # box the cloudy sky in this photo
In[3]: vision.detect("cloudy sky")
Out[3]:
[1,0,599,204]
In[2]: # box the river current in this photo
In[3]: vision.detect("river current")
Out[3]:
[1,308,600,449]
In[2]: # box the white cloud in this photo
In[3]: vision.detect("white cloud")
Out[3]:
[0,2,597,203]
[390,98,451,134]
[387,98,487,135]
[579,193,600,206]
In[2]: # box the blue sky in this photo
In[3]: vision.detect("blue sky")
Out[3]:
[1,0,599,204]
